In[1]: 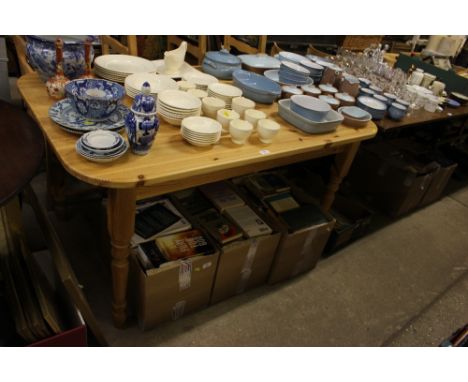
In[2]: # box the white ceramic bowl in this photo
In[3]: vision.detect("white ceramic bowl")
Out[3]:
[232,96,256,118]
[202,97,226,118]
[229,119,253,145]
[187,88,208,99]
[244,109,267,129]
[257,119,281,144]
[217,108,240,133]
[177,80,196,91]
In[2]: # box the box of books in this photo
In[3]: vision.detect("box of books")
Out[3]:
[232,172,335,284]
[130,226,219,330]
[171,185,281,304]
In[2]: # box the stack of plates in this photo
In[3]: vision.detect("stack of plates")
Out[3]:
[278,61,311,85]
[181,116,222,147]
[300,59,324,83]
[49,99,127,134]
[94,55,157,83]
[207,83,243,109]
[76,130,128,163]
[157,90,202,126]
[182,72,218,90]
[124,73,178,99]
[277,51,305,65]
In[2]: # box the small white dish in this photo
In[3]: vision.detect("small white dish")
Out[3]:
[217,108,240,133]
[177,80,196,91]
[257,119,281,144]
[202,97,226,118]
[244,109,267,129]
[187,88,208,99]
[229,119,253,145]
[232,97,256,118]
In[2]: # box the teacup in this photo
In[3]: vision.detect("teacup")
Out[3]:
[177,80,196,92]
[232,97,256,118]
[202,97,226,119]
[229,119,253,145]
[244,109,266,129]
[257,119,281,144]
[217,108,240,133]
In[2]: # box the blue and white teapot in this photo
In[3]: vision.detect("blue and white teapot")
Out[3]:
[125,82,159,155]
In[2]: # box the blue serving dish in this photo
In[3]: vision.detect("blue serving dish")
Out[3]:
[279,99,343,134]
[232,70,281,104]
[202,50,242,80]
[356,96,387,120]
[290,94,331,121]
[65,79,125,121]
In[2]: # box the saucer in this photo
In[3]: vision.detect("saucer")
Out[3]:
[49,99,128,134]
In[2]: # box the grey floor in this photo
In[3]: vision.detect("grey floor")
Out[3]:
[23,172,468,347]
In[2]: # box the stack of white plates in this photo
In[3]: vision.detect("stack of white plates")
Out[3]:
[76,130,128,163]
[94,55,157,83]
[181,116,222,147]
[182,72,218,90]
[157,90,202,126]
[124,73,178,98]
[207,83,243,109]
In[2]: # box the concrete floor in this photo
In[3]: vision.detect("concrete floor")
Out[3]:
[23,173,468,346]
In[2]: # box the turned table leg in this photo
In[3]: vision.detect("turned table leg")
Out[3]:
[322,142,360,212]
[107,187,136,328]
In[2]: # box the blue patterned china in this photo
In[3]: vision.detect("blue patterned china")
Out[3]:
[81,129,122,151]
[356,96,387,120]
[125,82,160,155]
[65,78,125,121]
[48,99,128,133]
[76,139,129,163]
[232,69,281,104]
[202,49,242,80]
[26,35,96,81]
[290,94,331,121]
[388,102,407,121]
[278,99,343,134]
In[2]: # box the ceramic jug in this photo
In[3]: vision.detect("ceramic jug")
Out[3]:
[45,38,70,100]
[125,82,160,155]
[164,41,187,74]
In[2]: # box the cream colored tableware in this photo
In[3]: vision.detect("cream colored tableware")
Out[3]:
[183,72,219,90]
[431,81,446,96]
[229,119,253,145]
[124,73,178,98]
[187,88,208,99]
[232,97,256,118]
[164,41,187,74]
[202,97,226,118]
[180,116,222,147]
[244,109,267,129]
[257,118,281,144]
[177,80,196,91]
[208,83,243,109]
[217,108,240,133]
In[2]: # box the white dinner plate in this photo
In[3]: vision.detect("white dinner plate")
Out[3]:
[94,54,156,74]
[181,116,222,135]
[124,73,178,95]
[158,90,202,110]
[207,83,242,98]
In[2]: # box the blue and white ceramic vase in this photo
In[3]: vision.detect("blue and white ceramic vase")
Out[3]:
[125,82,159,155]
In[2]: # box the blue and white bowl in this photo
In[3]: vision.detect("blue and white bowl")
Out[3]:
[395,98,410,109]
[26,35,96,81]
[65,79,125,121]
[356,96,387,120]
[359,87,376,97]
[278,51,305,64]
[373,94,389,108]
[388,102,407,121]
[290,94,331,121]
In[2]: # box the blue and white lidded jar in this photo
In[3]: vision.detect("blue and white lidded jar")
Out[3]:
[125,82,160,155]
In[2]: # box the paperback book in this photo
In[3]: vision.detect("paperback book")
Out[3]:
[131,198,192,246]
[196,208,243,245]
[264,192,300,213]
[155,229,216,261]
[200,182,245,212]
[224,205,272,238]
[279,204,329,233]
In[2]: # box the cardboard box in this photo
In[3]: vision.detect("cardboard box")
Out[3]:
[324,194,374,255]
[170,184,281,305]
[130,247,219,331]
[348,142,439,216]
[232,175,335,284]
[420,161,457,206]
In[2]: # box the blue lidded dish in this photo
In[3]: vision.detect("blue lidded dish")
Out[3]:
[202,49,242,80]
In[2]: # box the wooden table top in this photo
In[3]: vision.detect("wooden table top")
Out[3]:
[17,72,377,190]
[376,103,468,132]
[0,100,44,205]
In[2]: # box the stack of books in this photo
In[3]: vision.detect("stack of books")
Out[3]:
[131,198,192,246]
[196,209,243,245]
[244,172,291,200]
[137,229,216,271]
[171,188,214,216]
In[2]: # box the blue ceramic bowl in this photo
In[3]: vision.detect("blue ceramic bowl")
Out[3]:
[373,94,389,108]
[26,35,96,81]
[65,79,125,121]
[356,96,387,120]
[232,70,281,95]
[388,102,407,120]
[290,94,331,121]
[202,50,242,80]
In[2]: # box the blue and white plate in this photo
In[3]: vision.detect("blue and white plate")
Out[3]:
[49,99,128,134]
[76,139,129,163]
